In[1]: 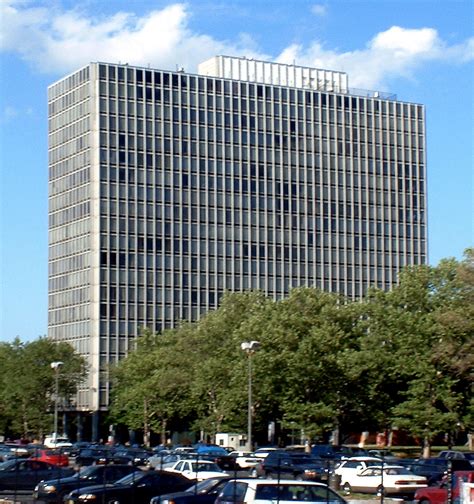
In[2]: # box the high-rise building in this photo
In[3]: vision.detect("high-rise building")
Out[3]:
[48,56,427,432]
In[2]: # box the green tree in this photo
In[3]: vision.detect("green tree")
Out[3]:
[356,252,474,456]
[0,337,87,439]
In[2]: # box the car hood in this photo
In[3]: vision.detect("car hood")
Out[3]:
[40,474,81,486]
[67,483,117,496]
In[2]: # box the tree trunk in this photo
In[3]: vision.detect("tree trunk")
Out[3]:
[161,418,167,446]
[143,399,150,448]
[422,436,431,458]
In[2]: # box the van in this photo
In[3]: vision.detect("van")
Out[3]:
[44,435,72,449]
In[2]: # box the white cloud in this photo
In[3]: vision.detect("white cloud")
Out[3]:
[276,26,474,89]
[0,2,472,90]
[310,4,327,17]
[0,2,265,74]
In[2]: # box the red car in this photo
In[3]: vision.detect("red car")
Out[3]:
[29,449,69,467]
[414,470,474,503]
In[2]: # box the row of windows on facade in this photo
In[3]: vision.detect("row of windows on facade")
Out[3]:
[49,324,91,342]
[95,148,424,175]
[48,269,423,326]
[95,92,423,136]
[48,100,90,133]
[96,108,424,142]
[99,124,424,151]
[48,66,90,100]
[97,139,424,167]
[49,234,426,278]
[50,136,89,165]
[48,210,424,261]
[48,251,424,299]
[94,176,425,201]
[49,152,90,183]
[94,63,422,119]
[50,198,426,231]
[48,174,426,214]
[49,261,405,310]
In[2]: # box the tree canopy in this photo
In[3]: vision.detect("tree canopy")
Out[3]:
[109,252,473,451]
[0,337,87,439]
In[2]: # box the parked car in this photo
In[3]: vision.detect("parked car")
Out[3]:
[341,465,427,498]
[252,451,328,481]
[310,445,359,460]
[0,445,25,462]
[29,448,69,467]
[367,449,401,462]
[196,448,241,472]
[63,469,191,504]
[74,447,131,467]
[148,452,197,470]
[150,475,233,504]
[112,447,151,466]
[0,443,29,459]
[0,459,75,490]
[43,435,72,450]
[228,451,263,469]
[414,470,474,503]
[253,447,279,458]
[437,450,474,466]
[408,457,473,485]
[33,464,141,503]
[334,456,383,484]
[215,478,347,503]
[165,459,229,481]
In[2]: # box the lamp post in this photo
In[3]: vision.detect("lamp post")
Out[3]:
[241,341,260,451]
[51,361,64,442]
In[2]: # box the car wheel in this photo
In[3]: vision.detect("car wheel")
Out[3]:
[250,468,258,478]
[418,500,430,504]
[342,482,352,494]
[376,485,385,497]
[266,471,274,479]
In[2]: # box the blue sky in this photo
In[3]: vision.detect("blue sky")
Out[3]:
[1,0,473,342]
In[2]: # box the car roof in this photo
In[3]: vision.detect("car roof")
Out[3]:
[231,479,329,486]
[341,456,382,461]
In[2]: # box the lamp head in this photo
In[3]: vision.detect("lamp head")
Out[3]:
[241,341,261,352]
[50,361,64,370]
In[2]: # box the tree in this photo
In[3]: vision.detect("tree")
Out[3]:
[356,252,474,456]
[0,337,87,440]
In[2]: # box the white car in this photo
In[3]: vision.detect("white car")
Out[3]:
[215,478,347,503]
[165,459,229,481]
[334,456,382,483]
[228,451,263,469]
[340,465,427,497]
[253,447,279,458]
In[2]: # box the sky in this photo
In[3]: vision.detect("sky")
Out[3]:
[0,0,473,343]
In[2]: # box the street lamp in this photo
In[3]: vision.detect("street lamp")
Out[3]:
[241,341,260,451]
[51,361,64,442]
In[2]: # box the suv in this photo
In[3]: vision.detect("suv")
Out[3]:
[408,458,472,485]
[252,451,328,481]
[215,479,347,503]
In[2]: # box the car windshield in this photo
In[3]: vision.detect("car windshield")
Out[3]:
[292,457,314,464]
[79,466,100,478]
[385,467,412,475]
[186,477,224,494]
[255,484,345,503]
[115,471,147,486]
[0,460,17,471]
[191,462,220,472]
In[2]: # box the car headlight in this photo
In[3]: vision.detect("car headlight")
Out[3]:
[43,485,57,493]
[78,493,97,501]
